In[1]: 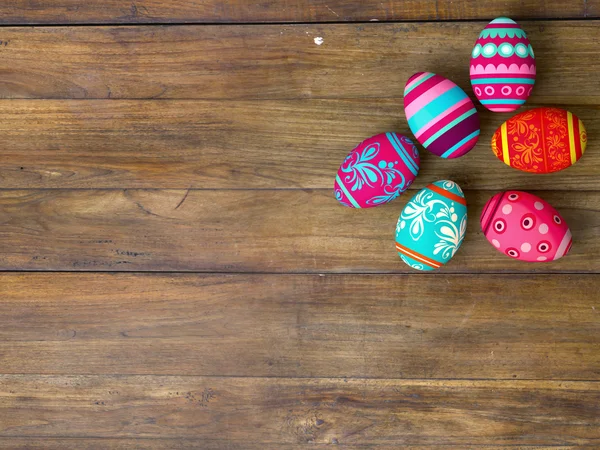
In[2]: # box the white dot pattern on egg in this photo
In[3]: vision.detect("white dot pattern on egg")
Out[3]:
[481,191,572,263]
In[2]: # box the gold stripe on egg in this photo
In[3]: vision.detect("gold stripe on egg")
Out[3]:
[567,112,577,165]
[501,122,510,165]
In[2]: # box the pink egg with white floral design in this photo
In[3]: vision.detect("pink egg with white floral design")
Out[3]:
[481,191,572,263]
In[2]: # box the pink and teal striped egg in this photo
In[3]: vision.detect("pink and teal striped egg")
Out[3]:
[403,72,480,159]
[470,17,536,112]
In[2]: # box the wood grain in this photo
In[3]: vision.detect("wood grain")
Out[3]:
[0,189,598,273]
[0,100,597,190]
[0,375,598,445]
[0,0,596,24]
[0,441,579,450]
[0,22,598,101]
[0,273,598,378]
[0,1,598,448]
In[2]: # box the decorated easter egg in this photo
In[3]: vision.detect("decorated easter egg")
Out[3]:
[481,191,572,263]
[395,180,467,271]
[470,17,536,112]
[334,133,420,208]
[404,72,480,159]
[491,107,587,174]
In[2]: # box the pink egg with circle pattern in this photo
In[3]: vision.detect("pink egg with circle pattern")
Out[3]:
[480,191,572,263]
[470,17,536,112]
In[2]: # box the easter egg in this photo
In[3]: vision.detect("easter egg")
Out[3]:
[404,72,480,159]
[470,17,536,112]
[395,180,467,271]
[334,133,420,208]
[481,191,572,263]
[491,107,587,174]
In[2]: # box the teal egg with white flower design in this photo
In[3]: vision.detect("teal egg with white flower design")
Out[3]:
[395,180,467,271]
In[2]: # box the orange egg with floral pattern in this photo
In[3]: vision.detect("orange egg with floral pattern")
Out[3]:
[491,107,587,174]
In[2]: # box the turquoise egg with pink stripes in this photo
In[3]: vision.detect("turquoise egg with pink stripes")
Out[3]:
[404,72,480,159]
[395,180,468,271]
[334,133,420,208]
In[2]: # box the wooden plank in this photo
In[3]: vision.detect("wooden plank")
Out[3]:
[0,442,579,450]
[0,376,598,445]
[0,273,598,378]
[0,100,597,190]
[0,0,595,24]
[0,441,577,450]
[0,189,597,273]
[0,22,598,101]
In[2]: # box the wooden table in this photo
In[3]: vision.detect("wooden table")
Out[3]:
[0,1,599,448]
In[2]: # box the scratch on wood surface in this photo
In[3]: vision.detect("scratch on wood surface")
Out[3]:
[175,188,191,210]
[134,201,161,218]
[452,300,478,338]
[129,2,150,18]
[343,420,377,439]
[325,5,340,17]
[123,190,164,218]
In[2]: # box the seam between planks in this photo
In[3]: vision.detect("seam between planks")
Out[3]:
[0,188,599,192]
[0,17,598,27]
[0,97,599,103]
[0,374,600,382]
[0,270,598,275]
[0,437,580,447]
